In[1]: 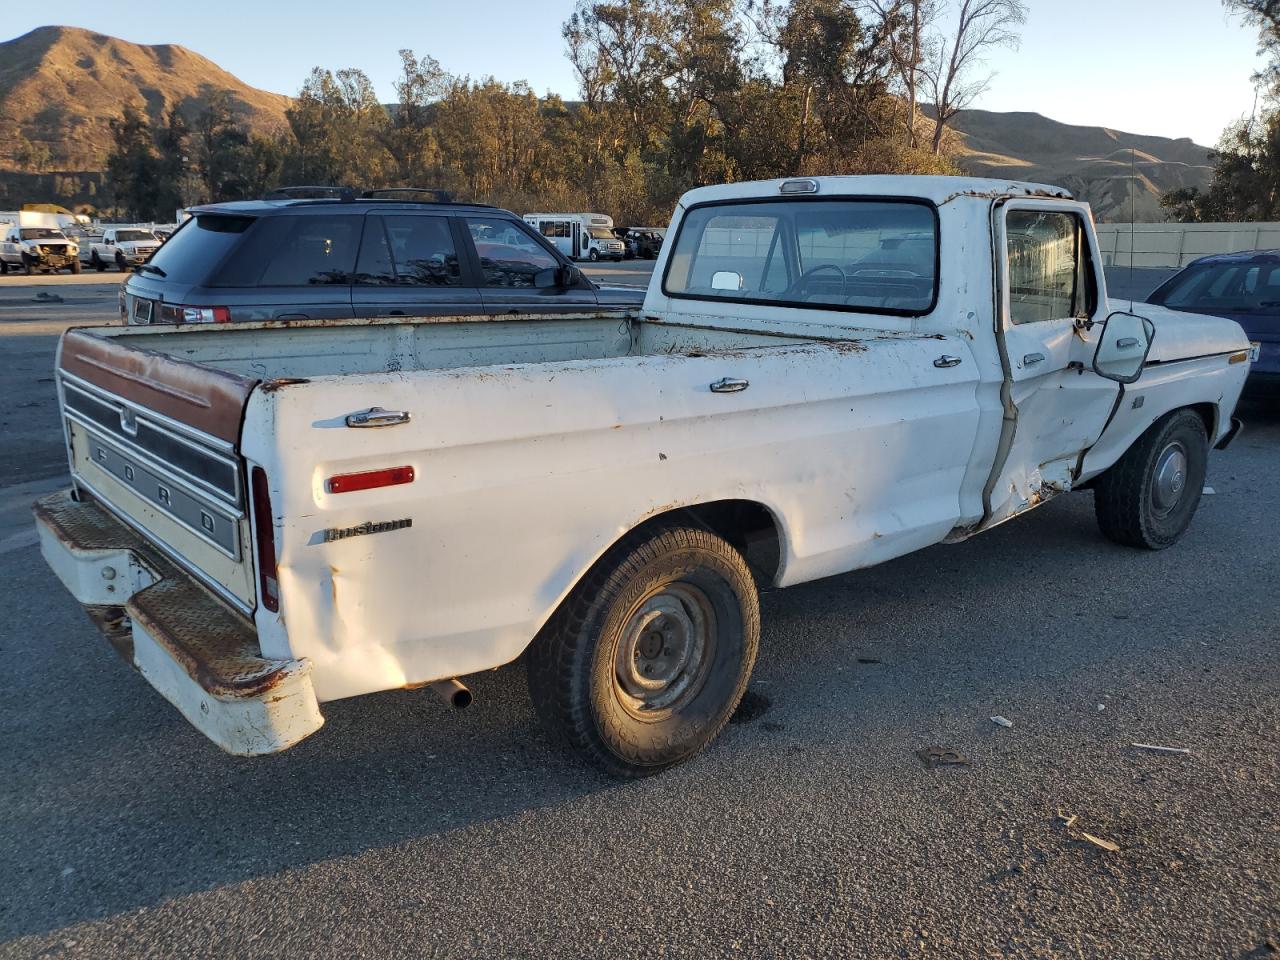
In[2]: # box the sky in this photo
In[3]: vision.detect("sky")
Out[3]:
[5,0,1264,147]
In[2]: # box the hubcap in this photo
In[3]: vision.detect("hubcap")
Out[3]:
[614,583,714,717]
[1151,441,1189,518]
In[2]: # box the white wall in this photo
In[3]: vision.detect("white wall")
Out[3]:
[1096,222,1280,268]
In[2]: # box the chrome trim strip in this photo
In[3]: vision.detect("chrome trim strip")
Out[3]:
[82,430,242,560]
[62,376,242,508]
[60,369,238,455]
[65,407,243,512]
[73,475,254,617]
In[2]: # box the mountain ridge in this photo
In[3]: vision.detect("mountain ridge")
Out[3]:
[0,26,1214,220]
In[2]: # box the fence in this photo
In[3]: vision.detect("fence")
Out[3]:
[1095,222,1280,269]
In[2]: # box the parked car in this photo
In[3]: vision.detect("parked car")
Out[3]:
[0,219,80,274]
[34,175,1249,777]
[1146,250,1274,391]
[122,197,642,324]
[82,227,162,272]
[628,229,665,259]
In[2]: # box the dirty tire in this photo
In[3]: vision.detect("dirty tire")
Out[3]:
[527,524,759,778]
[1094,408,1208,550]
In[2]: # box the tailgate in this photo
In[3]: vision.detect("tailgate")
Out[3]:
[57,328,261,612]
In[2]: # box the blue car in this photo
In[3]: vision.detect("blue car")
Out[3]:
[1147,251,1277,391]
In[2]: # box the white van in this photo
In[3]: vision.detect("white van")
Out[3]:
[523,212,626,262]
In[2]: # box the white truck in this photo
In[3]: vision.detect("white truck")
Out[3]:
[81,226,162,272]
[0,211,81,274]
[33,175,1250,778]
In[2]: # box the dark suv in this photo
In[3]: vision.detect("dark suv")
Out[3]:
[123,195,643,325]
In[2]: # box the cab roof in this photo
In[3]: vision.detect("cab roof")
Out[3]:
[677,175,1073,208]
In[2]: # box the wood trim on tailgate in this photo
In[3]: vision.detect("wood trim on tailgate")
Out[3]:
[60,329,259,444]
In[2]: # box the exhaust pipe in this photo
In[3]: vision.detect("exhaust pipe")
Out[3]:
[427,677,473,710]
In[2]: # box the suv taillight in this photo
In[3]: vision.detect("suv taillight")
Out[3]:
[182,306,231,324]
[250,467,280,612]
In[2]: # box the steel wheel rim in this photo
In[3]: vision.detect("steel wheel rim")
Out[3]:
[614,582,715,719]
[1151,440,1189,518]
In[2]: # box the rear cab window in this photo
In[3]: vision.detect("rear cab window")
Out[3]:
[663,199,938,315]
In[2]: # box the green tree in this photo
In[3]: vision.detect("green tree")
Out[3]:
[1161,1,1280,221]
[105,107,166,220]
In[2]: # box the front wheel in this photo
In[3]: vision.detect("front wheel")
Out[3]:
[588,248,600,262]
[116,253,128,272]
[527,524,760,778]
[22,254,34,276]
[91,252,105,272]
[70,259,81,274]
[1094,409,1209,550]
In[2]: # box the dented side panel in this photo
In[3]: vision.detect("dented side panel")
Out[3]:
[242,335,982,703]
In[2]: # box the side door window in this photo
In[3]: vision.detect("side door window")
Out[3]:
[355,215,462,287]
[1006,211,1095,324]
[463,217,560,288]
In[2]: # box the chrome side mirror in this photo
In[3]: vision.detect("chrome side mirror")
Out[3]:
[1093,310,1155,383]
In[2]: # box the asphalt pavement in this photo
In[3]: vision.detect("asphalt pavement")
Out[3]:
[0,265,1276,959]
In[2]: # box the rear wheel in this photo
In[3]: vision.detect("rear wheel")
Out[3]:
[1094,409,1208,550]
[0,259,7,275]
[527,524,759,778]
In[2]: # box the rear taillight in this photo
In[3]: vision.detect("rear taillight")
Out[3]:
[182,306,232,324]
[250,466,279,612]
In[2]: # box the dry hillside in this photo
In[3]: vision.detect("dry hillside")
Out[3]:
[938,107,1214,222]
[0,25,290,173]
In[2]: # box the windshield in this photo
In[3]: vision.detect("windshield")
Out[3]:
[1150,260,1280,314]
[589,229,615,241]
[116,229,157,242]
[20,228,64,240]
[663,199,937,315]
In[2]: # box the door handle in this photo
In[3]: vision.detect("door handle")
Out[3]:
[346,406,411,428]
[1022,352,1045,365]
[933,355,962,368]
[1116,337,1139,349]
[709,377,749,393]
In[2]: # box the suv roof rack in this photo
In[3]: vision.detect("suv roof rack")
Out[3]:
[264,185,357,201]
[361,187,453,203]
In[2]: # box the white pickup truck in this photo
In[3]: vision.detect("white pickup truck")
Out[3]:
[34,176,1250,778]
[81,226,162,272]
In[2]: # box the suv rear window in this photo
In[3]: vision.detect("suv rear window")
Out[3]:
[213,214,362,287]
[147,214,255,285]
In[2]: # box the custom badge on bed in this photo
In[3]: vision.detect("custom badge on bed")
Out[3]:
[323,518,413,543]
